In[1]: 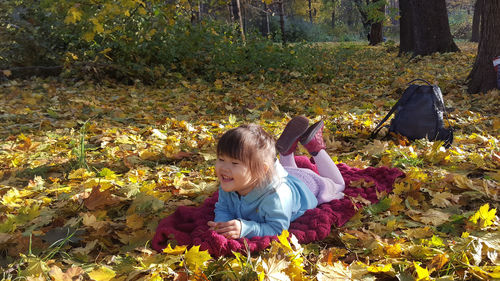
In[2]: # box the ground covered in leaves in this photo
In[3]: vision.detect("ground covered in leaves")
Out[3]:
[0,42,499,280]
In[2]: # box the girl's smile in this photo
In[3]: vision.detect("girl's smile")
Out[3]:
[215,155,255,196]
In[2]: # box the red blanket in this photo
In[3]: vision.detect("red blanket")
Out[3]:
[152,156,404,256]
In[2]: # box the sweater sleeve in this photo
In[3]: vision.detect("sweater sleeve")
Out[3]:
[239,191,292,238]
[214,187,236,222]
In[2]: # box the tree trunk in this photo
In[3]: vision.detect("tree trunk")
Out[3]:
[399,0,413,54]
[236,0,245,42]
[467,0,500,93]
[261,2,270,36]
[308,0,313,23]
[345,0,355,27]
[354,0,371,39]
[331,0,336,29]
[369,1,385,45]
[369,22,383,45]
[399,0,459,56]
[198,0,203,21]
[242,0,247,34]
[470,0,481,42]
[227,4,232,23]
[279,0,286,44]
[231,0,239,21]
[355,0,385,44]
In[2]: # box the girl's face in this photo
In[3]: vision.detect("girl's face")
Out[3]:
[215,154,255,196]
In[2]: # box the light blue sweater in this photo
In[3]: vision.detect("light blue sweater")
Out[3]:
[214,161,318,238]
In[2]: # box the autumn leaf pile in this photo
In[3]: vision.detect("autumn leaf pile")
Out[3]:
[0,42,498,280]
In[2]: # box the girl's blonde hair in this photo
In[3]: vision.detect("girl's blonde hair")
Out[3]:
[217,124,276,188]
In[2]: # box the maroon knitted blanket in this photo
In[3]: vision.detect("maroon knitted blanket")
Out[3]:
[152,156,404,256]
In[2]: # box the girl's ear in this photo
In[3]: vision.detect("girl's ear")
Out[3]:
[263,162,270,173]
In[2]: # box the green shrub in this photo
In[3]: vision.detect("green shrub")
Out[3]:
[268,16,334,43]
[0,1,73,67]
[0,0,342,84]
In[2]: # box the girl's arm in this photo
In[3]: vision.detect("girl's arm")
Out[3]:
[239,193,292,238]
[214,186,236,222]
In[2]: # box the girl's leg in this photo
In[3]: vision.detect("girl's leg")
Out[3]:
[279,152,297,168]
[312,149,345,186]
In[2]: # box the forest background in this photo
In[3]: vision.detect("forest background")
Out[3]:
[0,0,499,280]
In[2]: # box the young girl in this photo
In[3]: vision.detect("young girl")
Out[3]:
[207,116,345,239]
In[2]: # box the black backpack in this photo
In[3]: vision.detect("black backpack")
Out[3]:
[371,79,453,148]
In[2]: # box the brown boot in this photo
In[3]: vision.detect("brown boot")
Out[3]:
[276,116,309,155]
[300,120,326,156]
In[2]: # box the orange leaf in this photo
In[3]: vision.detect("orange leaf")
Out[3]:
[83,184,119,210]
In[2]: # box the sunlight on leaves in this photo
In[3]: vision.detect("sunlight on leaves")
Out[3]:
[469,203,497,228]
[87,266,116,281]
[413,262,430,281]
[184,245,212,271]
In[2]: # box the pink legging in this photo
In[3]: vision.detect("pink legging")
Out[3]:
[279,150,344,186]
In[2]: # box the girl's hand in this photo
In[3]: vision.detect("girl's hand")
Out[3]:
[207,220,241,239]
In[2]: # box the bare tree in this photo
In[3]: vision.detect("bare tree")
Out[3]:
[236,0,246,42]
[467,0,500,93]
[261,2,270,36]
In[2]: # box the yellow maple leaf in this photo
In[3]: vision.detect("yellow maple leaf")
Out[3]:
[184,245,212,271]
[366,263,392,273]
[469,203,497,228]
[277,230,293,252]
[68,168,95,180]
[163,244,187,255]
[413,262,430,281]
[87,266,116,281]
[427,235,445,247]
[487,265,500,278]
[385,243,402,258]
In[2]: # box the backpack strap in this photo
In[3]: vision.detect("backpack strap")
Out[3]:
[407,78,432,86]
[370,84,419,138]
[371,103,398,138]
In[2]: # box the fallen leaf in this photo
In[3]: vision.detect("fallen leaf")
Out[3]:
[410,209,451,226]
[184,245,212,271]
[87,266,116,281]
[317,261,351,281]
[430,191,460,208]
[49,265,85,281]
[429,254,449,272]
[83,184,120,210]
[413,262,430,281]
[2,69,12,77]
